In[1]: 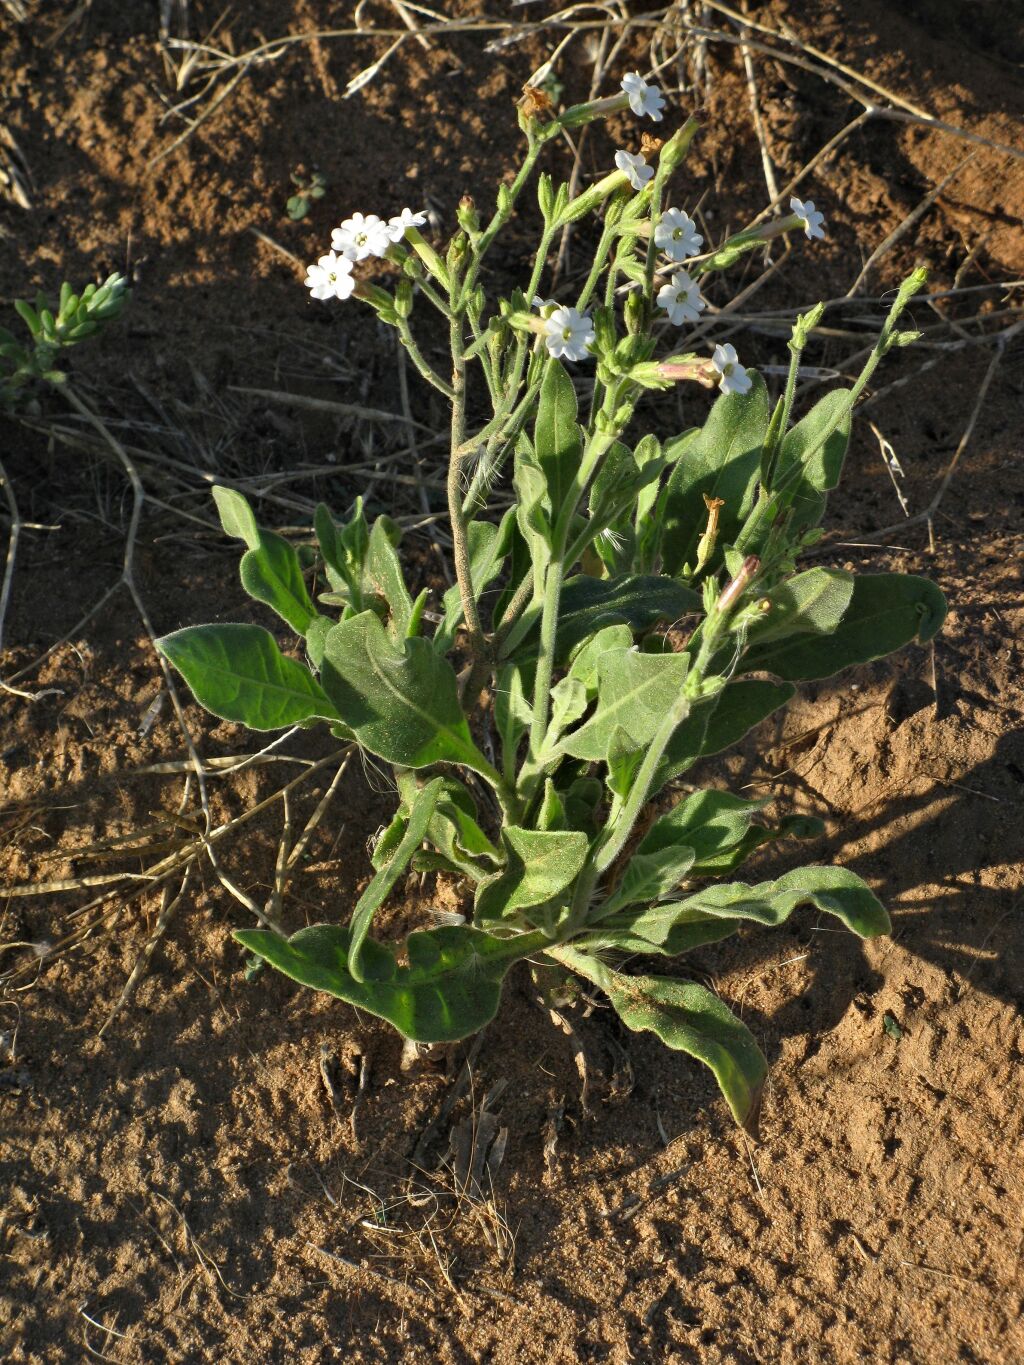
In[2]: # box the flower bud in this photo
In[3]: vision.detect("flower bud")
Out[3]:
[394,279,414,320]
[537,172,555,220]
[446,230,468,272]
[591,305,617,357]
[656,115,702,174]
[623,290,645,335]
[457,195,481,235]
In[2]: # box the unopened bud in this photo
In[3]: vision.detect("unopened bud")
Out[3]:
[623,290,645,335]
[457,196,480,234]
[395,279,413,319]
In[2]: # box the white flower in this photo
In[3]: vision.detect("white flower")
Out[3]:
[620,71,665,122]
[655,207,704,261]
[657,270,705,325]
[386,207,427,243]
[711,343,752,396]
[614,149,654,192]
[532,295,558,317]
[331,212,391,261]
[542,305,595,362]
[304,251,356,302]
[790,196,826,240]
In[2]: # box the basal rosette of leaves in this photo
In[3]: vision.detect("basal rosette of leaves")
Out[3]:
[157,72,945,1137]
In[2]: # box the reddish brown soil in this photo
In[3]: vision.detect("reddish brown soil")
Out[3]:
[2,3,1023,1362]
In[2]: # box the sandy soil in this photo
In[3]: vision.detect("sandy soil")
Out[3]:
[1,3,1022,1361]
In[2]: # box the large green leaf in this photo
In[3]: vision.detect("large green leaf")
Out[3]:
[320,611,493,774]
[348,779,443,982]
[157,623,340,730]
[535,358,583,526]
[742,573,946,680]
[559,648,691,762]
[656,865,891,939]
[502,574,700,666]
[475,826,590,925]
[552,947,766,1135]
[212,486,317,635]
[743,568,853,647]
[236,924,548,1043]
[661,373,770,576]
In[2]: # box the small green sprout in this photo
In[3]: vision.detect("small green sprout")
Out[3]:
[286,170,327,222]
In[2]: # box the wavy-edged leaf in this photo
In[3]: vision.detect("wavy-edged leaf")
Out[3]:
[656,865,891,939]
[742,573,946,680]
[157,624,340,730]
[552,947,766,1136]
[239,533,319,635]
[661,374,770,576]
[577,902,740,957]
[236,924,548,1043]
[320,611,493,774]
[348,778,443,981]
[475,826,590,925]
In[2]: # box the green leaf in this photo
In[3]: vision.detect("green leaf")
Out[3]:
[236,924,547,1043]
[364,518,414,637]
[239,533,318,636]
[348,779,443,981]
[315,500,367,602]
[559,648,691,762]
[554,948,766,1135]
[535,359,583,525]
[503,574,700,667]
[742,574,946,680]
[771,389,852,527]
[475,826,590,925]
[577,902,740,958]
[157,624,341,730]
[212,486,260,550]
[744,568,854,647]
[212,485,317,635]
[416,775,500,878]
[603,842,697,913]
[513,432,552,555]
[494,664,532,778]
[320,611,493,774]
[661,374,770,576]
[660,865,891,939]
[567,624,635,695]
